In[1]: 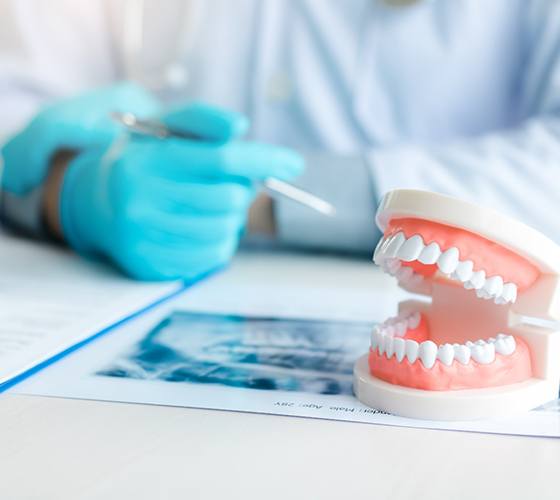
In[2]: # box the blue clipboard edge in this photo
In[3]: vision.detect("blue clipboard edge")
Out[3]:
[0,265,224,393]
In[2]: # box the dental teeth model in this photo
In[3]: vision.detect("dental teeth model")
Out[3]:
[353,189,560,420]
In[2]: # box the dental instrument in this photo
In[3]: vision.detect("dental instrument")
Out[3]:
[111,111,336,216]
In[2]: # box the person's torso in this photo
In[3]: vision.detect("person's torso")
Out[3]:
[115,0,528,152]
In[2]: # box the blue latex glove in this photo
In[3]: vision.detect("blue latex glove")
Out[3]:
[1,83,159,196]
[61,102,304,281]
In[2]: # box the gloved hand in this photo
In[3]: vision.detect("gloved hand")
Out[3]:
[60,102,304,281]
[1,83,159,196]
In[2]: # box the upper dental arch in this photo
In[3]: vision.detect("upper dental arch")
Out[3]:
[374,232,518,304]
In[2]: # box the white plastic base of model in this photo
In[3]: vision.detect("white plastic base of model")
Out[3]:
[353,355,558,421]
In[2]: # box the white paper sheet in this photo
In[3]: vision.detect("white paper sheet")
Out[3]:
[10,251,560,438]
[0,232,182,388]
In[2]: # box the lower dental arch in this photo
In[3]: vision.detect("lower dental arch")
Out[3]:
[368,311,532,391]
[372,312,516,368]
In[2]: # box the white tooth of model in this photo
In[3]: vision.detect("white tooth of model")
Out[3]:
[407,312,421,329]
[501,283,517,304]
[385,337,395,359]
[395,321,407,336]
[418,242,441,265]
[497,285,511,304]
[405,339,419,363]
[503,335,516,354]
[476,288,492,300]
[373,237,386,265]
[494,334,516,356]
[393,338,406,362]
[385,232,406,259]
[437,344,455,366]
[470,342,495,364]
[453,344,471,364]
[484,276,504,298]
[397,235,425,262]
[437,247,460,274]
[454,260,474,282]
[377,333,387,355]
[376,235,393,261]
[377,234,395,262]
[465,270,486,290]
[419,341,438,369]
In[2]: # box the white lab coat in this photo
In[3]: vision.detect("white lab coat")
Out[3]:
[1,0,560,250]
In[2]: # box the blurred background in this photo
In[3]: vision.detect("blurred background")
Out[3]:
[0,3,19,50]
[1,0,560,281]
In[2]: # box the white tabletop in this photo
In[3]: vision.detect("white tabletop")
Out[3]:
[0,250,559,500]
